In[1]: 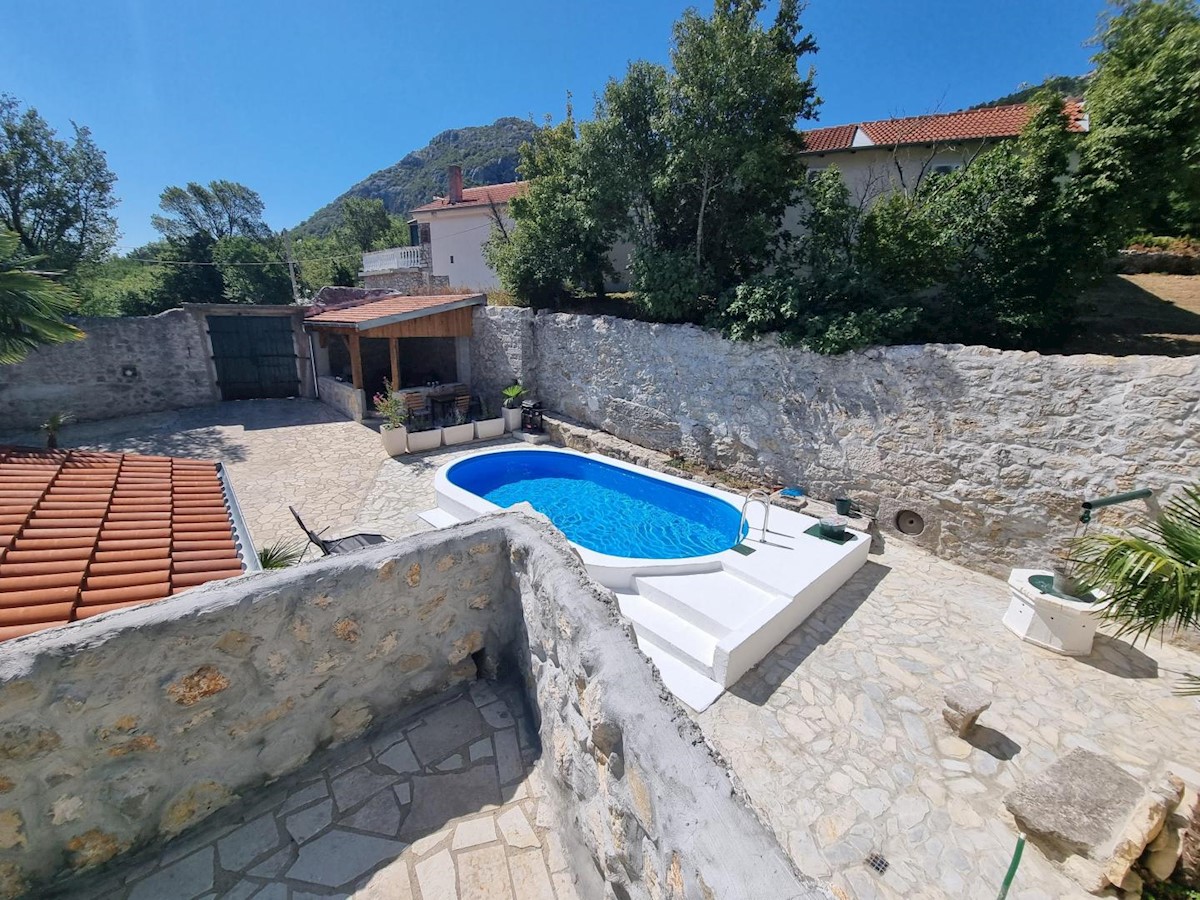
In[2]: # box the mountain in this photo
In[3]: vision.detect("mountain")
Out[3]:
[294,116,538,237]
[973,74,1090,109]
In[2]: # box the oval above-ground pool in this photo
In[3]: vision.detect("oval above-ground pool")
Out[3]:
[443,448,745,559]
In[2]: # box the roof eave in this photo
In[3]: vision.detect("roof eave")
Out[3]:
[304,294,487,331]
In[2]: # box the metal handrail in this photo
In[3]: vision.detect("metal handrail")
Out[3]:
[1079,488,1153,523]
[738,489,773,542]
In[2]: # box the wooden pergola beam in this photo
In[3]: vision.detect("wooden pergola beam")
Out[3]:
[348,333,363,390]
[389,338,400,391]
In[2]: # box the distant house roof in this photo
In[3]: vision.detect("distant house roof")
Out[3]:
[303,293,486,330]
[0,447,254,643]
[409,181,529,215]
[801,101,1087,154]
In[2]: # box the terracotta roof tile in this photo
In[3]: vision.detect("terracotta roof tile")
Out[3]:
[801,101,1087,153]
[304,293,486,329]
[0,446,249,644]
[409,180,528,214]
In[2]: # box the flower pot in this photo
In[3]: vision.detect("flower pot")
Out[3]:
[474,417,505,440]
[380,424,407,456]
[502,407,522,432]
[405,428,442,452]
[442,423,475,446]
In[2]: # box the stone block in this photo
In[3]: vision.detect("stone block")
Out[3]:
[942,682,991,737]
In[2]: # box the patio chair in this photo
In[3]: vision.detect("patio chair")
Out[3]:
[403,392,431,418]
[289,506,387,556]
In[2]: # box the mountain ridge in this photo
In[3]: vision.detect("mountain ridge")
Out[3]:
[293,116,537,237]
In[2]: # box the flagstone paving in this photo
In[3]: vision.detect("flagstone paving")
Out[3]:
[16,400,1200,899]
[58,681,583,900]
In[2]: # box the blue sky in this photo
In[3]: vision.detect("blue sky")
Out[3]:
[4,0,1105,249]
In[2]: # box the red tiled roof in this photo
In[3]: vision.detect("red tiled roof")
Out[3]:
[409,181,529,214]
[304,293,486,329]
[0,447,247,643]
[801,101,1087,153]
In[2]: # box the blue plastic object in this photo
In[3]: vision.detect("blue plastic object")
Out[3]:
[448,451,746,559]
[779,486,805,498]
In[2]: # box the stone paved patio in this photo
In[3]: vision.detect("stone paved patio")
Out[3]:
[57,680,582,900]
[14,400,1200,899]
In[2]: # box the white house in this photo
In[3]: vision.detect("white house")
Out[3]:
[798,101,1087,206]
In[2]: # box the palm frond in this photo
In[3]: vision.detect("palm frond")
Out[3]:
[1175,673,1200,697]
[0,231,84,364]
[1070,482,1200,643]
[257,537,307,569]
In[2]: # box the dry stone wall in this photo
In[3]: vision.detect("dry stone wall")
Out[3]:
[472,308,1200,577]
[0,309,217,432]
[0,514,817,899]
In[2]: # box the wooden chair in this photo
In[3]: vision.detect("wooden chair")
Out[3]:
[403,392,431,418]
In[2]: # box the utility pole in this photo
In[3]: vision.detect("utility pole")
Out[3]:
[282,229,301,304]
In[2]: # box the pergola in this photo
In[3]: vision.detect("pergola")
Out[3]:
[304,293,485,394]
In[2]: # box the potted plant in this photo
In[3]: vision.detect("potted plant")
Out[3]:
[474,399,505,440]
[442,407,475,446]
[404,411,442,452]
[501,383,525,432]
[373,382,408,456]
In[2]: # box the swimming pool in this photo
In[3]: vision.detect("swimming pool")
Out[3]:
[444,449,745,559]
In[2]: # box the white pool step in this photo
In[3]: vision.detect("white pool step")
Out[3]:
[614,591,718,680]
[634,570,777,637]
[633,635,725,713]
[418,507,459,529]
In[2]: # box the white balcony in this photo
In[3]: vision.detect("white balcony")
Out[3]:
[361,246,426,273]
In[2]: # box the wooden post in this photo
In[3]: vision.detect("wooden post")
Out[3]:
[348,332,364,390]
[389,338,400,391]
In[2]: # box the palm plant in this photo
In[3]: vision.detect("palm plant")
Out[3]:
[1071,482,1200,645]
[501,383,526,409]
[257,537,307,569]
[0,231,84,364]
[41,411,75,449]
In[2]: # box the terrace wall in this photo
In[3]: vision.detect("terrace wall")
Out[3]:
[472,307,1200,577]
[0,514,817,900]
[0,309,218,432]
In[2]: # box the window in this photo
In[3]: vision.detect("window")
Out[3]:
[806,167,826,183]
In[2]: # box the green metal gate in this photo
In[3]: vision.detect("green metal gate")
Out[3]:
[207,315,300,401]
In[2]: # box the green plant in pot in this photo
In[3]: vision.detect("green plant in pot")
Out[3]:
[404,411,441,452]
[501,383,525,432]
[443,407,475,446]
[475,398,505,440]
[373,381,409,456]
[1070,482,1200,690]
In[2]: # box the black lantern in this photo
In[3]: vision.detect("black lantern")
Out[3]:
[521,400,544,433]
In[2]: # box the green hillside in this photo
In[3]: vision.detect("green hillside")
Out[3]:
[294,116,538,237]
[973,74,1090,108]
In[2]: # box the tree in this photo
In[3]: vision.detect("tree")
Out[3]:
[585,0,820,320]
[0,230,84,363]
[1074,0,1200,240]
[485,106,613,305]
[293,234,359,293]
[337,197,408,252]
[0,94,118,272]
[213,236,293,305]
[151,180,271,242]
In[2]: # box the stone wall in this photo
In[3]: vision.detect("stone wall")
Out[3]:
[471,308,1200,577]
[0,309,217,432]
[0,514,817,899]
[318,375,365,422]
[469,306,535,407]
[1115,251,1200,275]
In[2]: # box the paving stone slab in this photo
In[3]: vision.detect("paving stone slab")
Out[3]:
[402,764,502,840]
[127,846,215,900]
[331,766,398,813]
[216,813,282,872]
[285,829,406,887]
[406,698,489,765]
[344,790,402,837]
[286,799,334,845]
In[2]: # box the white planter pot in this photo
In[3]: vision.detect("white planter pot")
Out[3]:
[380,425,407,456]
[405,428,442,452]
[502,407,523,432]
[474,418,505,440]
[1003,568,1109,656]
[442,423,475,446]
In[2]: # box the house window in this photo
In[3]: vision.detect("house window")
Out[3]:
[806,167,826,183]
[450,255,455,264]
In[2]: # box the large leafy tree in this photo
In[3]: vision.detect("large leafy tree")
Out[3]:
[337,197,408,252]
[1074,0,1200,241]
[485,106,614,305]
[0,95,118,272]
[151,180,271,242]
[0,230,84,363]
[587,0,819,320]
[213,236,294,305]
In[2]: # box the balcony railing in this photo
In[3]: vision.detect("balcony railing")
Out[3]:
[361,246,426,273]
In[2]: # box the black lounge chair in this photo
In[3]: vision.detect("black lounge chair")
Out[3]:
[289,506,388,556]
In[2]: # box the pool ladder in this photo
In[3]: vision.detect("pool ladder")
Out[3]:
[738,489,774,542]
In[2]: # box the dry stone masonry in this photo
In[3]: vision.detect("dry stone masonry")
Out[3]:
[471,307,1200,578]
[0,513,822,899]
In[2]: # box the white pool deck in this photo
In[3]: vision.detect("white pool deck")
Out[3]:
[424,446,869,711]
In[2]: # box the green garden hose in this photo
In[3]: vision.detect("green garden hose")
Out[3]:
[996,834,1026,900]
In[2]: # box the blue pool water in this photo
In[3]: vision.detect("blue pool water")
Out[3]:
[447,450,745,559]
